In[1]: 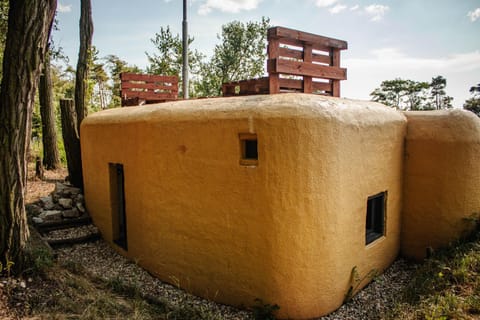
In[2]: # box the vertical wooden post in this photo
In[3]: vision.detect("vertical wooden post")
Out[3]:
[331,48,341,97]
[268,38,280,94]
[60,99,84,189]
[303,43,313,93]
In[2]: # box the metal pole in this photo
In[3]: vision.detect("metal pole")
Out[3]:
[182,0,189,99]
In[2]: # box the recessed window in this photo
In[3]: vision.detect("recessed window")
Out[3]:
[365,191,386,245]
[109,163,127,250]
[239,133,258,166]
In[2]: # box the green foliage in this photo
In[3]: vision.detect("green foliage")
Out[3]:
[389,227,480,319]
[371,75,453,110]
[24,245,54,276]
[145,26,204,97]
[195,17,270,97]
[465,83,480,117]
[252,298,280,320]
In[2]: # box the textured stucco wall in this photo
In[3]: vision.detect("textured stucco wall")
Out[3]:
[81,94,406,319]
[401,109,480,260]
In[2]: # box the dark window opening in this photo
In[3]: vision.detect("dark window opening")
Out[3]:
[244,139,258,159]
[110,163,127,250]
[365,191,386,245]
[239,133,258,166]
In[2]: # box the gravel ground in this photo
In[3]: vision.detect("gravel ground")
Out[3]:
[56,240,416,319]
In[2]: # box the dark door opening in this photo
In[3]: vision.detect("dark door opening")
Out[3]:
[110,163,127,250]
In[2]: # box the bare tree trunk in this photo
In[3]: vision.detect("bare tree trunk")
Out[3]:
[0,0,56,271]
[39,49,61,169]
[60,99,83,189]
[74,0,93,132]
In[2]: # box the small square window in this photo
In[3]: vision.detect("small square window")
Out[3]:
[365,191,386,245]
[239,133,258,166]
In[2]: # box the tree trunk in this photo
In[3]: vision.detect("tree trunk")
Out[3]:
[60,99,83,189]
[74,0,93,132]
[0,0,56,272]
[39,49,61,169]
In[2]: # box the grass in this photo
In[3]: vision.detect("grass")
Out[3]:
[386,229,480,319]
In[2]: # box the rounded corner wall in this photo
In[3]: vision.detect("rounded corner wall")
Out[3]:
[401,109,480,261]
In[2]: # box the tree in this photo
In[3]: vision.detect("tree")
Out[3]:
[145,26,203,97]
[371,76,451,111]
[195,17,270,97]
[464,83,480,117]
[0,0,56,271]
[74,0,93,132]
[370,78,410,109]
[39,47,61,169]
[104,55,141,108]
[430,76,452,110]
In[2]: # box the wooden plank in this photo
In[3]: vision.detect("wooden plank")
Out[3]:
[120,73,178,83]
[313,81,332,92]
[303,44,313,93]
[278,47,331,65]
[122,91,177,100]
[268,26,348,50]
[332,80,340,97]
[270,58,347,80]
[268,38,280,94]
[121,82,176,91]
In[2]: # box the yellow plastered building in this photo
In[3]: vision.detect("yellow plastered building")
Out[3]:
[80,94,480,319]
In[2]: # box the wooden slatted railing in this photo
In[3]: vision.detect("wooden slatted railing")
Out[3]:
[120,73,178,106]
[222,26,347,97]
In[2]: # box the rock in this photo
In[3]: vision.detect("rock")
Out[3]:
[62,208,80,218]
[39,210,62,221]
[54,182,67,195]
[75,194,85,204]
[58,198,73,209]
[76,202,86,213]
[32,217,44,224]
[26,204,42,215]
[40,196,55,210]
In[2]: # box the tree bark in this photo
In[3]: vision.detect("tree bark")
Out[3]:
[60,99,83,189]
[0,0,56,271]
[39,49,61,169]
[74,0,93,132]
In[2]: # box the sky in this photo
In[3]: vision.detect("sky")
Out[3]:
[54,0,480,106]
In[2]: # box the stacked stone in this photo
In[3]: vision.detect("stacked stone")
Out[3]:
[28,183,87,224]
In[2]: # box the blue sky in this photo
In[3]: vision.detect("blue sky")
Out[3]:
[54,0,480,106]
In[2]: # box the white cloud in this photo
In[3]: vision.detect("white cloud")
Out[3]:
[467,8,480,22]
[57,3,72,13]
[329,4,347,14]
[198,0,261,15]
[315,0,338,8]
[364,4,389,21]
[342,48,480,106]
[350,4,359,11]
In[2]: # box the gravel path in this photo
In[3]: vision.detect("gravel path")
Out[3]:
[56,240,416,319]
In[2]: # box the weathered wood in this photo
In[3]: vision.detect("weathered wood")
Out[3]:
[268,26,348,50]
[120,72,179,106]
[121,73,178,83]
[270,58,347,80]
[0,0,57,272]
[222,26,347,98]
[36,216,92,233]
[60,99,83,189]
